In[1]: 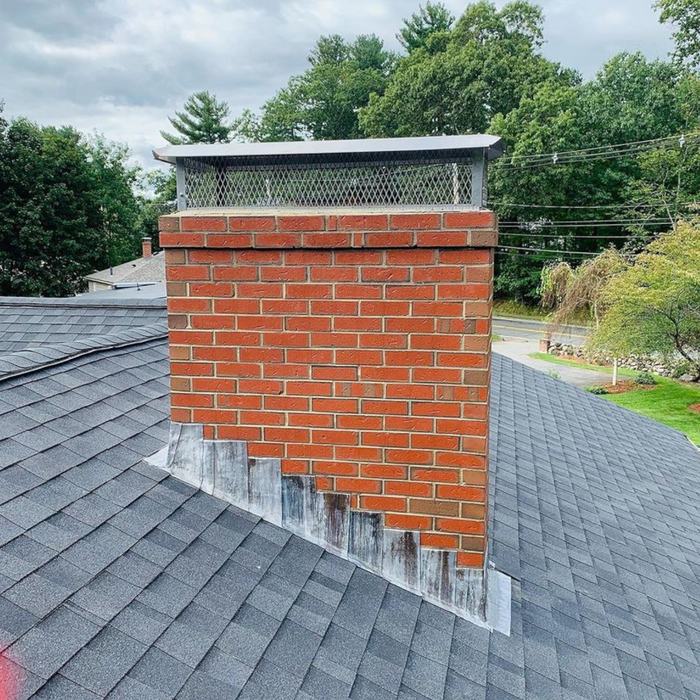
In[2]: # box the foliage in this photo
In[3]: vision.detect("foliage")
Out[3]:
[490,52,700,301]
[586,386,609,395]
[397,2,455,53]
[635,371,659,385]
[539,248,629,328]
[161,91,232,145]
[0,110,143,297]
[590,221,700,379]
[236,35,394,142]
[546,369,561,380]
[359,1,576,138]
[656,0,700,69]
[137,169,178,250]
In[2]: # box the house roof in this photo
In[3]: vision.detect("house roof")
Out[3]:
[85,253,166,287]
[0,296,166,355]
[0,302,699,699]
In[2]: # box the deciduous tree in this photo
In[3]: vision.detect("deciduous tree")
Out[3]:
[590,222,700,379]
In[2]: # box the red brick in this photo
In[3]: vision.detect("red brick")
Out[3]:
[385,482,432,497]
[160,233,204,247]
[384,514,432,530]
[365,232,414,248]
[436,484,485,501]
[302,233,351,248]
[336,478,381,493]
[228,216,276,231]
[420,533,459,549]
[443,211,495,228]
[182,216,227,231]
[390,213,440,230]
[361,495,406,511]
[437,518,485,535]
[278,216,325,231]
[338,214,388,230]
[457,552,484,568]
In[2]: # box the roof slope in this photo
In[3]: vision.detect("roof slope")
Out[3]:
[0,315,699,698]
[86,253,166,287]
[0,297,166,355]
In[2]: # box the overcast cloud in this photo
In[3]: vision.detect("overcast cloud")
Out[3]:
[0,0,673,170]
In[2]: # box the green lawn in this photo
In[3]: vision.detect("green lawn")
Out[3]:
[493,299,592,325]
[493,300,548,320]
[531,353,700,445]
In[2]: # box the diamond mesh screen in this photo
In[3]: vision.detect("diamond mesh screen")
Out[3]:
[182,152,476,209]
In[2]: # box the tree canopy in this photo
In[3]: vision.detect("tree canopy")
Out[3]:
[656,0,700,69]
[234,35,395,142]
[397,2,455,53]
[0,109,144,296]
[590,221,700,379]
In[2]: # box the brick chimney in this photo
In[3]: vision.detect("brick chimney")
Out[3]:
[155,136,503,623]
[142,236,153,259]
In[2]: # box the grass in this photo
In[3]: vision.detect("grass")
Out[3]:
[529,352,637,377]
[492,334,503,343]
[531,352,700,445]
[493,300,548,320]
[493,299,592,325]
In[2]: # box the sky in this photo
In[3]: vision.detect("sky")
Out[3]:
[0,0,673,171]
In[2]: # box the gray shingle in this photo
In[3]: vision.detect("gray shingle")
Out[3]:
[0,313,699,700]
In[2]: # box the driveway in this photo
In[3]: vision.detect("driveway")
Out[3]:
[494,337,610,388]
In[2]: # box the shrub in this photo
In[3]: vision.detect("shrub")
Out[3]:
[546,369,561,380]
[671,362,691,379]
[635,372,658,386]
[586,386,609,395]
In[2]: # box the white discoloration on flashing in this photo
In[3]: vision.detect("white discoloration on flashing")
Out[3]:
[248,457,282,526]
[161,422,511,629]
[485,567,512,636]
[144,445,168,469]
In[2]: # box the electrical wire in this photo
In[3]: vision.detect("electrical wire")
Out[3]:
[499,232,652,240]
[494,132,698,167]
[490,201,698,210]
[497,245,600,256]
[500,220,671,229]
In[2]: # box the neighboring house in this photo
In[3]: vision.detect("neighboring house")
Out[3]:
[84,237,165,292]
[0,295,699,699]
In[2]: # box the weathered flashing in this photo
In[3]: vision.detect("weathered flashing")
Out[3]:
[162,422,510,631]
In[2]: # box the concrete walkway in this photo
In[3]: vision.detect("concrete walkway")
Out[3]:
[494,337,610,388]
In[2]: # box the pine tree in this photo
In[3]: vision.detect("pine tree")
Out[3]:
[161,91,232,144]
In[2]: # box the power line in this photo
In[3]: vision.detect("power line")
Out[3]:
[497,245,599,256]
[494,132,697,167]
[500,232,648,240]
[491,201,698,210]
[500,219,671,229]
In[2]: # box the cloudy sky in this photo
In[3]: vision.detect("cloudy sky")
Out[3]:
[0,0,673,170]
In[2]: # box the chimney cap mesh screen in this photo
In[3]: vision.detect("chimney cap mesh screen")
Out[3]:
[178,151,480,210]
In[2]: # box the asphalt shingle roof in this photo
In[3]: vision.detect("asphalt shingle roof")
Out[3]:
[0,298,166,355]
[0,303,699,699]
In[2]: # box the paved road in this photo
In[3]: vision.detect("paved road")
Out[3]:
[493,317,608,388]
[494,339,610,388]
[493,316,590,347]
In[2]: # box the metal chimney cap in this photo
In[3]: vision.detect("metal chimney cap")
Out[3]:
[152,134,504,165]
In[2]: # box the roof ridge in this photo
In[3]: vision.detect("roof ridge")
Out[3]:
[0,296,166,309]
[0,322,168,381]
